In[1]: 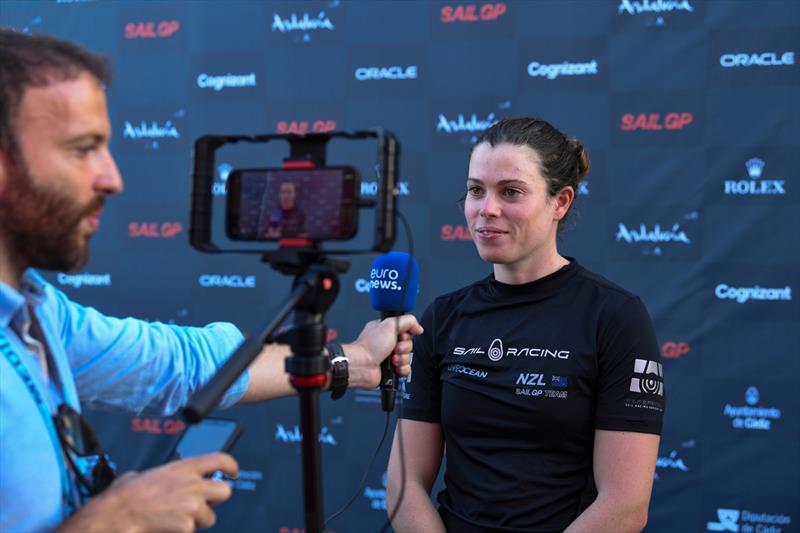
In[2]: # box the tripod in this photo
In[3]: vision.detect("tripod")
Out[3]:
[184,252,349,533]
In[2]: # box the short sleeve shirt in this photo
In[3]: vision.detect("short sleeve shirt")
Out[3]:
[400,260,665,532]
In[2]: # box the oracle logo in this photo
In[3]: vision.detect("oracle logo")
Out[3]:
[128,222,183,238]
[661,341,690,359]
[124,20,180,39]
[620,112,693,131]
[441,224,473,241]
[276,120,337,135]
[720,51,794,68]
[440,3,507,23]
[354,65,418,81]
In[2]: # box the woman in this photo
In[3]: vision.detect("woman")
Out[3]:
[387,117,664,533]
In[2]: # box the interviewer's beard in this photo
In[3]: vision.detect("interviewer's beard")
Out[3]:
[0,161,104,274]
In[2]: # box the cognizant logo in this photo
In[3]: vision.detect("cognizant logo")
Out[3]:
[714,284,792,303]
[56,272,112,288]
[197,72,257,91]
[198,275,256,288]
[527,59,598,80]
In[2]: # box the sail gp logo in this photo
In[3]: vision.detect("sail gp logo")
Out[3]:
[620,112,693,131]
[440,224,472,241]
[271,11,334,33]
[124,20,180,39]
[440,3,507,23]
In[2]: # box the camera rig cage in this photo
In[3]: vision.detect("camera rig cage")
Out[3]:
[190,129,399,265]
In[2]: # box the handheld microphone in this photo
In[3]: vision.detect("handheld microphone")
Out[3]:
[369,251,420,412]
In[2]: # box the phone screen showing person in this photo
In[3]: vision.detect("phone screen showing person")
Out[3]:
[225,166,359,241]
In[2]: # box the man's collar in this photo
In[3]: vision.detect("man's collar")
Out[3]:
[0,269,46,328]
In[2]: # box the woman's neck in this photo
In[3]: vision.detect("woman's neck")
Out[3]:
[493,251,570,285]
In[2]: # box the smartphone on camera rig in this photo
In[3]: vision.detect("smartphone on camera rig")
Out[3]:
[190,130,399,265]
[225,166,359,242]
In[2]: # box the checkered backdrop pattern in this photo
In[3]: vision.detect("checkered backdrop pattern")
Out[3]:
[2,1,798,531]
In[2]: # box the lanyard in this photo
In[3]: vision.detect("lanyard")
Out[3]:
[0,329,75,516]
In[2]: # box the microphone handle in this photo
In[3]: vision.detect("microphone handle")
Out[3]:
[380,311,402,412]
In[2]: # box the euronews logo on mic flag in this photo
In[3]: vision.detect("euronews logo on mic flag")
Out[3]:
[369,252,420,314]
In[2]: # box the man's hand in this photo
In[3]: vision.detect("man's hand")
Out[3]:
[345,314,424,389]
[60,452,239,533]
[241,314,423,401]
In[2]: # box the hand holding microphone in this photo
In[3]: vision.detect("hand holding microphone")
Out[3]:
[368,252,420,412]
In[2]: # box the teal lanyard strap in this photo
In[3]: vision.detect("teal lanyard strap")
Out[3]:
[0,330,75,516]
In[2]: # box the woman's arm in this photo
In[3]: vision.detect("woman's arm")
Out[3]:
[565,430,660,533]
[387,419,446,533]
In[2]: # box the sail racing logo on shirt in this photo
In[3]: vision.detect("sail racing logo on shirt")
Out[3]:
[452,338,570,361]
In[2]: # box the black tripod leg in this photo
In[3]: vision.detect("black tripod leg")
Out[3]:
[299,388,324,533]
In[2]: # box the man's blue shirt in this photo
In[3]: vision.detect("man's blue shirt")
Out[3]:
[0,270,249,532]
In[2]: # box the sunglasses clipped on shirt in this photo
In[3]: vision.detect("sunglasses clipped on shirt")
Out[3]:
[53,404,116,498]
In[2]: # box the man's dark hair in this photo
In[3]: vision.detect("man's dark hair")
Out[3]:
[0,29,112,155]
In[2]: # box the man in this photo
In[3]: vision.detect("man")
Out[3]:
[0,30,423,532]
